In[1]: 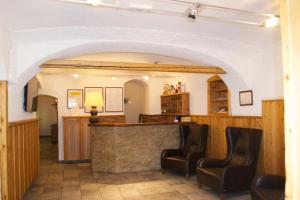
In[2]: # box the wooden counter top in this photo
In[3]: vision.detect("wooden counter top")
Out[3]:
[89,122,194,126]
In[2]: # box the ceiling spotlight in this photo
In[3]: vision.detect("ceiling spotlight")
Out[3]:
[72,74,80,78]
[87,0,102,7]
[185,4,201,21]
[144,76,150,80]
[264,16,280,28]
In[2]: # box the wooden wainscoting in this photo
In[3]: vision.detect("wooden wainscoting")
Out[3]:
[7,119,39,200]
[63,115,125,161]
[191,99,285,176]
[190,115,263,159]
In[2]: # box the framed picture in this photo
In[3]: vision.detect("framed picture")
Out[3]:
[84,87,104,113]
[67,89,83,109]
[105,87,123,112]
[239,90,253,106]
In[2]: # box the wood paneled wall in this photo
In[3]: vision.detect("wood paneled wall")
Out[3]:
[191,115,263,159]
[191,99,285,176]
[7,119,39,200]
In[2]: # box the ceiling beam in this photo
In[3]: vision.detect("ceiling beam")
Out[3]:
[41,59,226,74]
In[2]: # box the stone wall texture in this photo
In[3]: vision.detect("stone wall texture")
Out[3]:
[91,124,180,173]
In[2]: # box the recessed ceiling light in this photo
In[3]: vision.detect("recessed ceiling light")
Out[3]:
[112,77,117,80]
[144,76,150,80]
[87,0,102,7]
[72,74,80,78]
[264,16,280,28]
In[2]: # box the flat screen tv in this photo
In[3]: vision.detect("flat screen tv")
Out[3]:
[23,77,39,112]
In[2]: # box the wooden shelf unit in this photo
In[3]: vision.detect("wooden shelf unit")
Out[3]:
[161,92,189,115]
[207,75,230,115]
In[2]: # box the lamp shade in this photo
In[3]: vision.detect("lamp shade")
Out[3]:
[84,92,103,107]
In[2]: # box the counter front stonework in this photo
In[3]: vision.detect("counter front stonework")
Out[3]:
[90,123,181,173]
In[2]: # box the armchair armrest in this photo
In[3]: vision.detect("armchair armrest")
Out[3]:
[253,174,285,189]
[161,149,183,159]
[197,158,229,168]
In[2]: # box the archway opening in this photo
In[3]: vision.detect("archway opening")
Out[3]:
[36,94,58,161]
[124,79,147,123]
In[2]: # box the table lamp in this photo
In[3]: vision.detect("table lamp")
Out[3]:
[84,91,103,123]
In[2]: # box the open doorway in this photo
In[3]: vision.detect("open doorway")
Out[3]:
[124,80,147,123]
[37,95,58,161]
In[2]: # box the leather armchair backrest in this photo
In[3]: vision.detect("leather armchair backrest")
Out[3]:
[226,127,262,167]
[182,124,208,158]
[231,131,251,165]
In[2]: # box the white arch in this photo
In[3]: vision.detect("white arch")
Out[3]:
[8,26,280,121]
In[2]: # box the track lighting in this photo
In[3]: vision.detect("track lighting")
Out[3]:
[186,4,201,21]
[52,0,280,27]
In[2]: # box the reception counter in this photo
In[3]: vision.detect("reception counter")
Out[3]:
[89,122,185,173]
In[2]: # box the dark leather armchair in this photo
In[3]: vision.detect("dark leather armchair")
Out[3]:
[196,127,262,199]
[161,124,208,177]
[251,174,285,200]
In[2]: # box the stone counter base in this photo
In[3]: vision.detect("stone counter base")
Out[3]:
[91,124,180,173]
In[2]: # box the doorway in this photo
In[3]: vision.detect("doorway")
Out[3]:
[124,80,147,123]
[36,95,58,161]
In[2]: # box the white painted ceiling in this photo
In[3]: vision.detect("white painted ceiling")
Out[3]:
[1,0,280,48]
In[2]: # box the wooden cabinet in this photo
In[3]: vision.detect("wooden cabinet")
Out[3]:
[63,115,125,161]
[207,75,230,115]
[161,93,189,115]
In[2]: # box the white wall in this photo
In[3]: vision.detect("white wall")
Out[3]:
[0,28,8,81]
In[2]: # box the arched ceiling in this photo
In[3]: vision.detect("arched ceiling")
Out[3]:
[1,0,280,48]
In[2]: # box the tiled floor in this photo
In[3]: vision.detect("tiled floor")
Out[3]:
[23,138,250,200]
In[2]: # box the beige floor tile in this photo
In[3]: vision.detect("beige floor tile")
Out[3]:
[23,137,251,200]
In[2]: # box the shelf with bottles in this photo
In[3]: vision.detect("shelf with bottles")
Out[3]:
[161,92,189,115]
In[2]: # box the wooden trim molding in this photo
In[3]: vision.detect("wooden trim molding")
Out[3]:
[42,59,226,74]
[0,81,8,200]
[280,0,300,198]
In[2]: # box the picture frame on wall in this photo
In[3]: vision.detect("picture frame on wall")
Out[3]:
[84,87,104,113]
[67,89,83,109]
[239,90,253,106]
[105,87,123,112]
